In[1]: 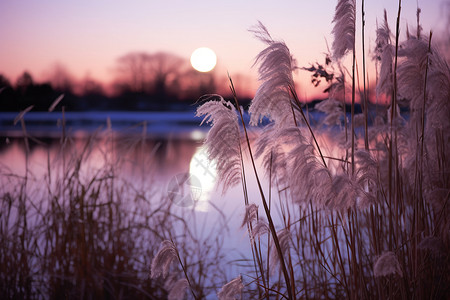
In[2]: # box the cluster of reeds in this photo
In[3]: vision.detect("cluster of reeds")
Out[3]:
[0,119,230,299]
[166,0,448,299]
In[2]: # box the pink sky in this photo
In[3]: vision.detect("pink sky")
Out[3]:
[0,0,447,99]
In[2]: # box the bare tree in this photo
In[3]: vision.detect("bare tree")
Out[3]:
[15,71,34,94]
[46,63,75,93]
[115,51,187,98]
[116,52,152,93]
[177,69,216,100]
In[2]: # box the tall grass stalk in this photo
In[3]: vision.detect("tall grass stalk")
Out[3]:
[197,1,448,298]
[2,1,449,299]
[229,76,294,299]
[362,0,369,151]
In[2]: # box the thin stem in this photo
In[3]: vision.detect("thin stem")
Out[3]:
[239,141,269,298]
[351,38,356,175]
[172,239,199,300]
[420,31,432,171]
[229,74,294,300]
[362,0,369,151]
[289,85,327,169]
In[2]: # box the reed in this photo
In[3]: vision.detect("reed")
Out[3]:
[1,1,449,299]
[193,1,449,299]
[0,120,230,299]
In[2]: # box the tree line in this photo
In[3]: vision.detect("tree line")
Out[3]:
[0,51,220,112]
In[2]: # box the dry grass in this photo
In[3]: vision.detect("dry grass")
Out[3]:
[1,2,449,300]
[0,125,230,299]
[189,2,449,299]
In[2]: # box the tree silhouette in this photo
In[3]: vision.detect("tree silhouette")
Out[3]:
[115,51,186,100]
[46,63,75,93]
[15,72,34,95]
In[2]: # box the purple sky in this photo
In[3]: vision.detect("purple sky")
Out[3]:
[0,0,447,97]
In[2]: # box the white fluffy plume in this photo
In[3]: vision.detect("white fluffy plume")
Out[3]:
[397,35,450,210]
[168,279,188,300]
[315,98,345,126]
[375,11,394,96]
[254,125,289,188]
[151,240,177,279]
[217,276,244,300]
[241,203,258,228]
[280,127,331,207]
[249,219,270,243]
[331,0,356,60]
[373,251,403,277]
[196,96,242,193]
[269,229,291,273]
[249,21,297,127]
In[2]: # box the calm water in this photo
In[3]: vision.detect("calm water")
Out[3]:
[0,111,264,276]
[0,110,345,289]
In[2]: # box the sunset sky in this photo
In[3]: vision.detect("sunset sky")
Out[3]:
[0,0,447,98]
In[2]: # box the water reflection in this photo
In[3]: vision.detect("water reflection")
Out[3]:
[189,145,217,211]
[0,134,200,188]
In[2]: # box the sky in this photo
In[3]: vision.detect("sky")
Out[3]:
[0,0,448,98]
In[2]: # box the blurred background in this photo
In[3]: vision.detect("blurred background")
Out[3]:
[0,0,448,113]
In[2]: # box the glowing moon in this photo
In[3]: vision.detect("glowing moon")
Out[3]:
[190,47,217,72]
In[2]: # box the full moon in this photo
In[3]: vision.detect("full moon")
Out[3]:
[190,47,217,72]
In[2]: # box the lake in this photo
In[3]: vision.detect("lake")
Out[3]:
[0,109,349,298]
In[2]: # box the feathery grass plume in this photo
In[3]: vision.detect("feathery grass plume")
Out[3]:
[418,236,446,257]
[241,203,258,228]
[217,275,243,300]
[374,10,394,97]
[397,37,429,125]
[151,240,178,279]
[269,229,291,273]
[353,113,366,128]
[353,149,378,206]
[196,95,242,193]
[280,127,331,207]
[422,42,450,134]
[374,10,392,60]
[328,174,358,210]
[373,251,403,277]
[249,219,270,243]
[315,98,345,126]
[254,125,288,187]
[248,21,297,127]
[168,278,189,300]
[164,273,179,291]
[398,34,450,198]
[331,0,356,60]
[354,149,378,186]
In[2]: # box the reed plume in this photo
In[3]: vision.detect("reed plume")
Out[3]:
[331,0,356,60]
[151,240,178,279]
[280,127,331,207]
[397,33,450,209]
[331,0,357,173]
[269,229,291,273]
[375,10,394,97]
[373,251,403,277]
[254,125,288,188]
[249,219,270,243]
[241,203,259,227]
[217,276,243,300]
[249,21,297,127]
[315,98,345,126]
[196,95,242,193]
[168,279,188,300]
